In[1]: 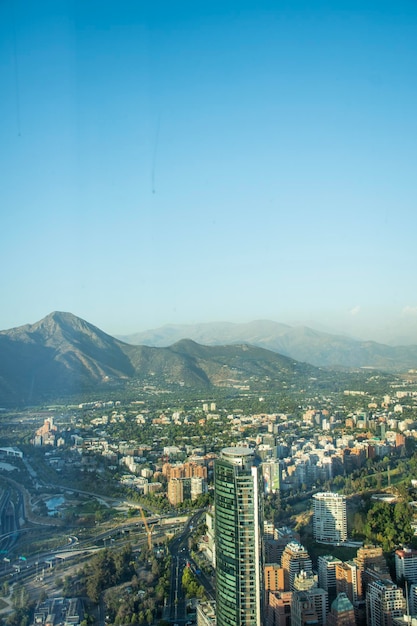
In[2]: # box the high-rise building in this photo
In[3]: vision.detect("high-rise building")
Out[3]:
[262,460,282,494]
[190,476,208,501]
[291,586,328,626]
[290,591,318,626]
[293,570,318,593]
[167,477,191,505]
[308,588,328,626]
[395,548,417,585]
[214,447,264,626]
[408,583,417,616]
[312,492,347,543]
[355,545,391,595]
[326,593,356,626]
[205,508,216,567]
[335,560,362,604]
[281,541,313,591]
[292,571,328,626]
[318,555,342,602]
[355,545,388,574]
[167,477,184,505]
[366,579,405,626]
[265,591,292,626]
[264,521,276,540]
[264,526,299,564]
[264,564,285,593]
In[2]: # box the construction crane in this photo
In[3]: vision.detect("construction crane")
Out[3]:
[138,505,153,550]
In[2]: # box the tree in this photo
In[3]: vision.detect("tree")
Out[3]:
[365,500,414,552]
[6,608,31,626]
[351,512,366,537]
[39,590,48,604]
[11,584,29,609]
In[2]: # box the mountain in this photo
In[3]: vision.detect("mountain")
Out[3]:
[0,312,135,405]
[118,320,417,371]
[0,312,318,406]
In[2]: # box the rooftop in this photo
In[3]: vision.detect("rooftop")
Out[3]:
[331,593,354,613]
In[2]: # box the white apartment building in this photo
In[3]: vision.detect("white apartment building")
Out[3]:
[395,548,417,584]
[312,492,347,543]
[191,475,207,501]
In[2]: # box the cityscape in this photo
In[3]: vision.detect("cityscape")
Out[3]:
[1,333,417,625]
[2,0,417,625]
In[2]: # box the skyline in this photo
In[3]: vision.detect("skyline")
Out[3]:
[1,1,417,343]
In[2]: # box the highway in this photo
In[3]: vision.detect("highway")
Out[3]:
[165,510,214,625]
[1,468,213,625]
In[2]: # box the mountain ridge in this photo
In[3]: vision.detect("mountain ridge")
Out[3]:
[0,312,319,406]
[1,311,417,407]
[117,319,417,371]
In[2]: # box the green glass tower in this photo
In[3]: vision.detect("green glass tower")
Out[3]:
[214,447,264,626]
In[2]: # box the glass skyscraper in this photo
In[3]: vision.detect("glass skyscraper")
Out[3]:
[214,447,264,626]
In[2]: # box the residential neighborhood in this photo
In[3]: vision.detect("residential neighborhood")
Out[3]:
[1,371,417,625]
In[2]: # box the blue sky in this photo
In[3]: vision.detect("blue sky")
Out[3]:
[1,0,417,341]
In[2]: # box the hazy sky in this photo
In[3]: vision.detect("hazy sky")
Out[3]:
[1,0,417,341]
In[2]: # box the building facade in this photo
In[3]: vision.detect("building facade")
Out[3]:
[355,545,391,595]
[326,592,356,626]
[281,541,313,591]
[265,590,292,626]
[335,560,362,604]
[291,591,320,626]
[318,555,342,602]
[395,548,417,584]
[167,477,191,505]
[366,579,405,626]
[214,447,264,626]
[264,564,285,593]
[312,492,347,543]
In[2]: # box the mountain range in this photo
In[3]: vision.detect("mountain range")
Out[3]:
[118,320,417,371]
[0,312,416,407]
[0,312,315,406]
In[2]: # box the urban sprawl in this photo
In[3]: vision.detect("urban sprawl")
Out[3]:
[2,380,417,626]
